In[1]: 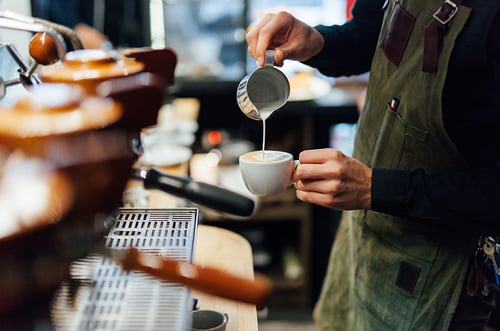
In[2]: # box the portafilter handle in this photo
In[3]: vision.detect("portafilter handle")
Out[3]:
[134,168,255,217]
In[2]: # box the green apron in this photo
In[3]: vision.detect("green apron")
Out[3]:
[314,0,473,330]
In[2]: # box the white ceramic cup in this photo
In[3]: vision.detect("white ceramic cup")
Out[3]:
[191,309,228,331]
[239,150,297,196]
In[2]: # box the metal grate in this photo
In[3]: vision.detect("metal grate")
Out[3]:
[51,208,198,331]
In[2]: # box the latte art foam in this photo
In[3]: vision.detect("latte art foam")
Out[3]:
[241,150,290,163]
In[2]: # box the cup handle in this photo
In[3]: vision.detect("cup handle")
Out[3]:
[289,160,300,186]
[220,312,229,330]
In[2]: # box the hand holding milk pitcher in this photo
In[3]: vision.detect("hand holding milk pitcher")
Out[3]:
[236,50,296,196]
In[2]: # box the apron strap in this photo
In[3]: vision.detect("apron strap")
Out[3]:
[423,0,463,72]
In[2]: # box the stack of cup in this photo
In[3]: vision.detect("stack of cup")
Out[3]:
[138,97,201,177]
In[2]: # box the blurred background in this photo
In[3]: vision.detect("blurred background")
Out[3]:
[0,0,366,329]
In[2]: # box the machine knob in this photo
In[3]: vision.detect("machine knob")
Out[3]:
[29,32,60,65]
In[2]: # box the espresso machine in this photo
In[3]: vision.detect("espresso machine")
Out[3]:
[0,11,268,331]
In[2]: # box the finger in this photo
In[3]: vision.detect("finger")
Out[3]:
[295,177,343,196]
[294,162,342,182]
[254,13,292,66]
[250,47,285,67]
[299,148,344,164]
[255,33,275,66]
[272,47,286,67]
[295,189,335,209]
[246,14,275,65]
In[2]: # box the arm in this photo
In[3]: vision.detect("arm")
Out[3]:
[293,150,500,225]
[303,0,386,76]
[372,167,500,224]
[246,0,385,76]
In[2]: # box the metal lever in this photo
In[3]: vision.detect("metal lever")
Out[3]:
[98,246,272,307]
[0,11,68,63]
[0,11,73,99]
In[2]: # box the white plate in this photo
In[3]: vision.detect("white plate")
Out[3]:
[141,126,196,147]
[139,144,193,167]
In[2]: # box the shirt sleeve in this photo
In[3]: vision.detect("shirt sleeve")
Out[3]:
[302,0,386,77]
[371,166,500,226]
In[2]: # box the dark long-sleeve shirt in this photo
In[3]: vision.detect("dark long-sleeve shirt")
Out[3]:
[304,0,500,226]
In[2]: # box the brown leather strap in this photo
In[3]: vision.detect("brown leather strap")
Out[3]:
[422,0,463,72]
[466,252,485,296]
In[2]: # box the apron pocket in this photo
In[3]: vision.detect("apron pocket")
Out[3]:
[369,104,405,168]
[369,102,428,169]
[354,212,435,330]
[380,2,415,66]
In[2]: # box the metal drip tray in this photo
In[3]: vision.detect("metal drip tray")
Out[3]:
[51,208,199,331]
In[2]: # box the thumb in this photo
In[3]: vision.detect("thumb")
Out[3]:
[272,47,287,67]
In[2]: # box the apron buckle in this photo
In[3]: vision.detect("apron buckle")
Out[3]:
[432,0,459,25]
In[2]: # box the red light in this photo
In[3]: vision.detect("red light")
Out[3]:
[346,0,355,20]
[207,130,222,146]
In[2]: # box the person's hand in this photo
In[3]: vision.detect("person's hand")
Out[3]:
[292,148,372,210]
[74,23,110,50]
[246,11,324,66]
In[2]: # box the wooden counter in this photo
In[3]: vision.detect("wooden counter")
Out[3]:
[193,225,258,331]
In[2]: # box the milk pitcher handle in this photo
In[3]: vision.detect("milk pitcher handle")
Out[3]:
[264,50,275,66]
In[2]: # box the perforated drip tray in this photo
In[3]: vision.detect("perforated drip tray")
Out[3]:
[51,208,199,331]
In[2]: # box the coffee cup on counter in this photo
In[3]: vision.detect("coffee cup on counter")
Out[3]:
[239,150,298,196]
[191,309,228,331]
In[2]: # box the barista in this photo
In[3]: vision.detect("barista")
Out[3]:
[247,0,499,329]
